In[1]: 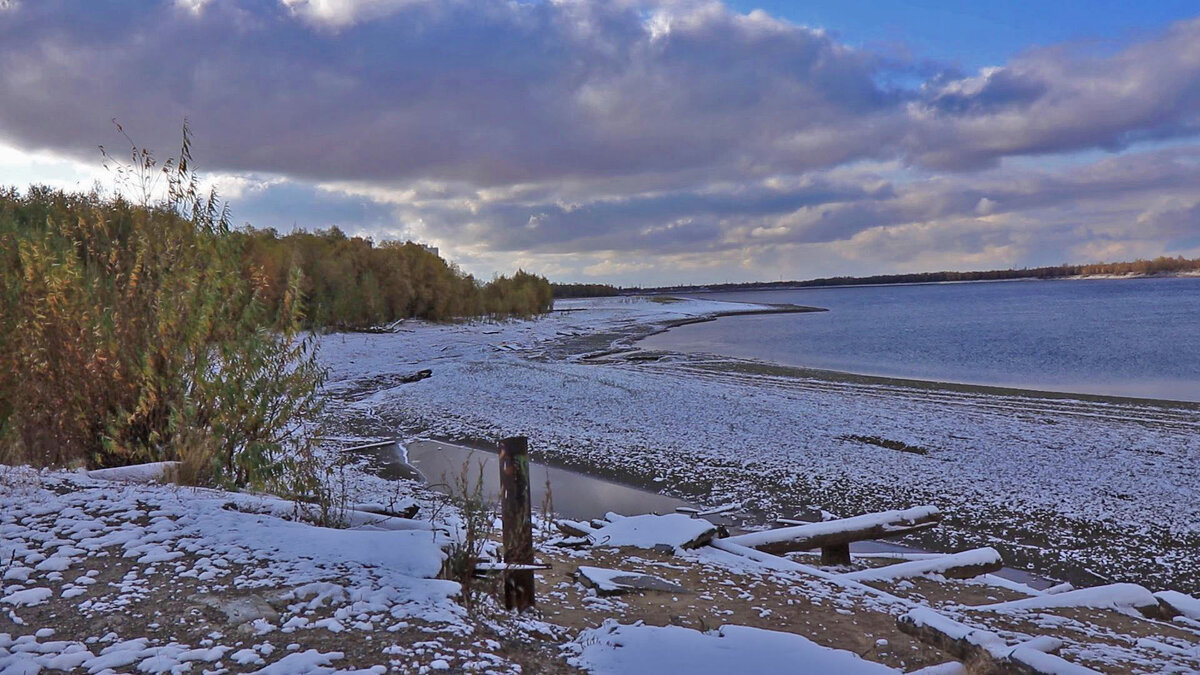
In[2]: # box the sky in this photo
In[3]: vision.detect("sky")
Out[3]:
[1,1,1199,286]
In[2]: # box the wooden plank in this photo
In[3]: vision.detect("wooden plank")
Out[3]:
[724,506,941,555]
[842,548,1003,582]
[499,436,535,611]
[897,608,1100,675]
[339,438,399,453]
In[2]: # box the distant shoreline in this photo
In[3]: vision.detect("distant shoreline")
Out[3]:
[627,296,1200,408]
[638,269,1200,296]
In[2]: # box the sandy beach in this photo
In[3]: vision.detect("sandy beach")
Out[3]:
[318,296,1200,597]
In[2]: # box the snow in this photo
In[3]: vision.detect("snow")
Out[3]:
[569,620,898,674]
[587,513,715,550]
[85,461,179,483]
[899,609,1101,675]
[0,468,488,673]
[973,583,1159,616]
[1,588,53,607]
[1154,590,1200,620]
[725,506,939,550]
[315,296,1200,596]
[576,566,686,595]
[843,547,1000,582]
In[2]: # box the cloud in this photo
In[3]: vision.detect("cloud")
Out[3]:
[0,1,1198,283]
[906,19,1200,168]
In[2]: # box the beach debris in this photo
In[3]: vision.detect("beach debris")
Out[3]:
[338,438,399,453]
[840,434,931,456]
[575,566,688,596]
[677,503,740,518]
[841,548,1002,582]
[897,608,1101,675]
[86,461,180,484]
[722,505,941,563]
[1154,590,1200,621]
[189,594,279,629]
[397,368,433,383]
[561,513,717,551]
[970,582,1164,619]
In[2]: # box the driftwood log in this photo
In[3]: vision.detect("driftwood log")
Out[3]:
[723,506,941,563]
[897,608,1099,675]
[842,548,1002,582]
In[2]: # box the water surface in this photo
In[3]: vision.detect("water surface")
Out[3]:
[640,278,1200,402]
[404,439,692,521]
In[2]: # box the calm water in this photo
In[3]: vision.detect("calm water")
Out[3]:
[640,277,1200,402]
[403,440,692,521]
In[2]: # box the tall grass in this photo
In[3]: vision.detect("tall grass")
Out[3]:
[0,127,324,497]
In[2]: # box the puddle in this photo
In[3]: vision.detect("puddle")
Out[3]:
[402,439,694,522]
[353,439,1055,589]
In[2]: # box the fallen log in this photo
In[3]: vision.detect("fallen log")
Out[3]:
[339,439,399,453]
[557,519,597,538]
[722,506,941,561]
[897,608,1100,675]
[397,369,433,383]
[971,583,1163,620]
[842,548,1002,582]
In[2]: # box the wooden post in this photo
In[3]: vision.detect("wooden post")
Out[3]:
[821,543,852,566]
[499,436,535,611]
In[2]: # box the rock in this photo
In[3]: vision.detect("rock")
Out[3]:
[190,593,279,629]
[576,566,689,596]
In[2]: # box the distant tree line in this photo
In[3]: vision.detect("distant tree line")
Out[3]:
[636,257,1200,294]
[237,227,553,328]
[551,282,622,298]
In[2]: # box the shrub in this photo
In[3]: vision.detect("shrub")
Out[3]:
[0,126,324,496]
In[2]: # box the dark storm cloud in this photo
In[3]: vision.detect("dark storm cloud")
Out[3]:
[0,0,898,185]
[1,0,1199,279]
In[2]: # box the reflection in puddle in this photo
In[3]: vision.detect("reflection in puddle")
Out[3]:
[403,439,693,522]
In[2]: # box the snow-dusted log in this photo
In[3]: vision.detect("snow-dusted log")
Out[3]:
[86,461,181,484]
[1154,590,1200,621]
[338,439,399,453]
[722,506,941,557]
[589,514,717,551]
[557,520,598,537]
[897,608,1101,675]
[972,583,1162,619]
[842,548,1002,582]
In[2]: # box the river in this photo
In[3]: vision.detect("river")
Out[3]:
[639,277,1200,402]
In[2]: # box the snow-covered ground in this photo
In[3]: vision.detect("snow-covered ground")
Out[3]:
[318,296,1200,595]
[5,295,1197,673]
[0,466,538,673]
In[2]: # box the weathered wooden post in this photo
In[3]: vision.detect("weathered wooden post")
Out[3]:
[499,436,535,611]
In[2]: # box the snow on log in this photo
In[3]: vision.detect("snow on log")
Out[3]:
[842,548,1002,582]
[338,439,399,453]
[1154,590,1200,621]
[897,608,1100,675]
[971,583,1162,619]
[589,513,716,551]
[86,461,181,484]
[347,501,419,519]
[474,562,550,573]
[556,520,597,537]
[1043,582,1075,595]
[723,506,941,555]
